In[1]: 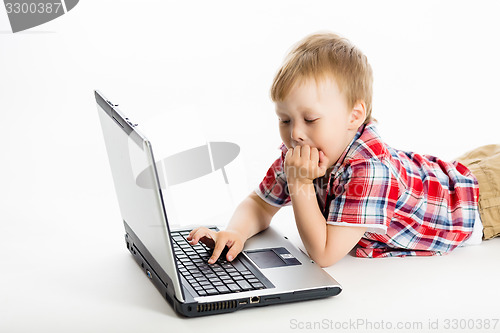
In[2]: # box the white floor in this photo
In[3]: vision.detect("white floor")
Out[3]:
[3,204,500,333]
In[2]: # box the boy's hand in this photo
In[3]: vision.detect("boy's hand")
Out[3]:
[284,145,329,185]
[187,227,245,264]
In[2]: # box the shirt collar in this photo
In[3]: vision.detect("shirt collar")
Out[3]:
[326,122,372,182]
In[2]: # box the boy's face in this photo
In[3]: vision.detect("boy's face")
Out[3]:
[275,77,363,169]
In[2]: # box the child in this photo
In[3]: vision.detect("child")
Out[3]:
[187,32,500,267]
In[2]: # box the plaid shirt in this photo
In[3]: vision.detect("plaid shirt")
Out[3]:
[256,122,479,258]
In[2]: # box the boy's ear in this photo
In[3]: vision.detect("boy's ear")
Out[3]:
[348,100,366,130]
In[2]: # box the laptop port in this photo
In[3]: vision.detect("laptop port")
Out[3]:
[250,296,260,304]
[146,269,152,279]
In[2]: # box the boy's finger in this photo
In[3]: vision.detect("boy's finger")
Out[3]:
[226,241,244,262]
[285,148,293,163]
[187,227,205,241]
[186,228,197,240]
[317,150,329,175]
[301,145,310,159]
[188,227,212,245]
[318,150,329,169]
[310,147,319,163]
[208,237,227,264]
[187,230,200,244]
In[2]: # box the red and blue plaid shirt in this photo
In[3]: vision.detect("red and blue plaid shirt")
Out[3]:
[256,122,479,258]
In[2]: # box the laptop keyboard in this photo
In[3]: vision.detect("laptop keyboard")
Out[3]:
[171,230,267,297]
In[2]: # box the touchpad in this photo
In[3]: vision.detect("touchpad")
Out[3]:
[244,247,301,269]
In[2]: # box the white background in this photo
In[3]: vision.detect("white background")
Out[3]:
[1,1,500,332]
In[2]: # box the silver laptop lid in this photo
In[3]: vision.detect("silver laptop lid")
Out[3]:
[95,90,185,302]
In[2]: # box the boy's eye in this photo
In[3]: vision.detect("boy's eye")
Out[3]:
[280,119,290,124]
[305,118,318,123]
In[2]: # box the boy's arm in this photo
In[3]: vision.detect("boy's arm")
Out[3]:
[285,145,366,267]
[188,191,280,263]
[289,180,366,267]
[226,191,280,241]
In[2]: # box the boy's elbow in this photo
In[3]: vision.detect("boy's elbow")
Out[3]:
[311,224,365,267]
[310,252,343,268]
[316,259,338,268]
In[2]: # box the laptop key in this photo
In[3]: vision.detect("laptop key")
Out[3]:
[231,259,247,271]
[227,283,242,292]
[227,270,239,277]
[205,288,218,295]
[236,280,252,291]
[195,262,209,268]
[216,285,230,294]
[251,283,265,289]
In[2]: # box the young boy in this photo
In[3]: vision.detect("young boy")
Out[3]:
[187,32,500,267]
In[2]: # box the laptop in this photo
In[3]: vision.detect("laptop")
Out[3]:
[95,90,341,317]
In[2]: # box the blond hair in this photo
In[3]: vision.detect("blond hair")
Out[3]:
[270,32,373,124]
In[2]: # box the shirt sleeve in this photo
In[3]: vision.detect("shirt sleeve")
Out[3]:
[254,145,292,207]
[326,158,399,234]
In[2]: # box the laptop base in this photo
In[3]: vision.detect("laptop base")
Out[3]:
[124,222,341,317]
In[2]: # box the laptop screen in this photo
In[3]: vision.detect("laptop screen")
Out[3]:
[96,92,184,301]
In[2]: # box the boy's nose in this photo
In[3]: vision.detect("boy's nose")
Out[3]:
[291,124,305,143]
